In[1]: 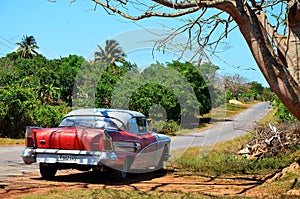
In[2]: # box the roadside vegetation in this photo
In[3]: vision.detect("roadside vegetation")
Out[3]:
[173,129,299,176]
[200,102,252,121]
[170,109,300,197]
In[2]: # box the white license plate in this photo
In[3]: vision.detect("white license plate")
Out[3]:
[58,155,77,162]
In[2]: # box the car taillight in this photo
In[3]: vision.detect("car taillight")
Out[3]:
[103,131,113,151]
[25,127,35,148]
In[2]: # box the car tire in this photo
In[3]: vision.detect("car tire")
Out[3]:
[39,163,57,179]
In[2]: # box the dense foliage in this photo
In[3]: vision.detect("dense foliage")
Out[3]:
[0,36,282,138]
[272,95,297,122]
[74,61,213,129]
[0,53,82,138]
[0,50,215,137]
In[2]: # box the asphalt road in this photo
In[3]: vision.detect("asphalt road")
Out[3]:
[170,102,271,154]
[0,145,39,179]
[0,102,271,178]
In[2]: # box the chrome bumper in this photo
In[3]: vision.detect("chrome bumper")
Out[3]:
[21,148,118,165]
[21,148,36,164]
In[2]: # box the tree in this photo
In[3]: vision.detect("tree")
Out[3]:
[94,40,126,65]
[198,62,220,84]
[198,62,225,106]
[249,81,264,100]
[0,53,74,138]
[110,61,211,128]
[53,55,84,106]
[167,61,212,115]
[224,74,247,100]
[88,0,300,121]
[16,35,39,58]
[0,86,35,138]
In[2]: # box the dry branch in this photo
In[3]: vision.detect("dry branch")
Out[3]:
[238,123,300,160]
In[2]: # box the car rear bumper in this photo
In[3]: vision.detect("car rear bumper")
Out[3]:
[21,148,118,166]
[22,148,36,164]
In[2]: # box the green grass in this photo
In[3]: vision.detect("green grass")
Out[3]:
[0,138,25,146]
[256,109,280,126]
[172,133,299,176]
[19,188,252,199]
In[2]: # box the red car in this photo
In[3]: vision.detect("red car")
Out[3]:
[22,108,171,181]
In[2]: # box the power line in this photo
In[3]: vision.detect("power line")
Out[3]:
[0,41,14,50]
[0,36,17,57]
[0,36,16,46]
[0,36,16,52]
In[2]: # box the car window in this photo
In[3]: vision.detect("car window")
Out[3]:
[128,117,148,134]
[128,118,138,134]
[136,117,148,134]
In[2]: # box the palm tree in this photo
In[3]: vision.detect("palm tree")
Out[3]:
[16,35,39,58]
[94,40,126,65]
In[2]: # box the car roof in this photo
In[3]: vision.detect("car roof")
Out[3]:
[66,108,145,117]
[64,108,145,130]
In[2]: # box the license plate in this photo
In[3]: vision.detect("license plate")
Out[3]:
[58,155,77,162]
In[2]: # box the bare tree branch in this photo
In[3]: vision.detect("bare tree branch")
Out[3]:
[92,0,202,20]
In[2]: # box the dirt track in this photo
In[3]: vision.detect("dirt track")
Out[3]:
[1,167,299,199]
[0,169,257,198]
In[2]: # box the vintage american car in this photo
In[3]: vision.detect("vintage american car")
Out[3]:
[22,108,171,181]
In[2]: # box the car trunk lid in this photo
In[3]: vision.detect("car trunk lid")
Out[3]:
[34,127,107,151]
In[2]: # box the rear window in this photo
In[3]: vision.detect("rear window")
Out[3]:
[59,116,120,130]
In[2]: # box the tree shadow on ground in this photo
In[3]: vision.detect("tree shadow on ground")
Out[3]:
[200,117,233,124]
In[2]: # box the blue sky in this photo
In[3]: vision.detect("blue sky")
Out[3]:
[0,0,268,86]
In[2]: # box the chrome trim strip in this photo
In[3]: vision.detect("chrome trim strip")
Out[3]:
[113,141,135,148]
[35,148,110,156]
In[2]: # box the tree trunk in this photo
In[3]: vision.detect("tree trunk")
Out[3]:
[287,0,300,85]
[232,4,300,120]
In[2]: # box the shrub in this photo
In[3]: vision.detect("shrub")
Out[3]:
[0,86,35,138]
[271,96,297,122]
[149,120,179,135]
[31,104,70,127]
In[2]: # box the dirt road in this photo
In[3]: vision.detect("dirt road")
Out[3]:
[0,168,275,198]
[2,165,300,198]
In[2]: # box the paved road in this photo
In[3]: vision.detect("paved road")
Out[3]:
[0,102,271,178]
[170,102,271,153]
[0,145,38,179]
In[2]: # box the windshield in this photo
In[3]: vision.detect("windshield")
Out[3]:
[59,116,122,130]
